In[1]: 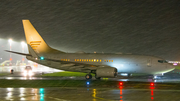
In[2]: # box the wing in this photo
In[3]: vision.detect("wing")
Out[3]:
[26,56,107,73]
[6,50,110,73]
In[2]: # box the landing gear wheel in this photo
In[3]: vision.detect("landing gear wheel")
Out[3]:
[85,74,92,80]
[127,73,131,77]
[95,74,101,80]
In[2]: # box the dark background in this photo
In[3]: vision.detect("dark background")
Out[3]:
[0,0,180,61]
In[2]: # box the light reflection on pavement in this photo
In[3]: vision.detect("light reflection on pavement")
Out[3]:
[1,87,180,101]
[3,88,45,101]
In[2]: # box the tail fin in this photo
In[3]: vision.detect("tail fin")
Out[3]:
[22,20,64,54]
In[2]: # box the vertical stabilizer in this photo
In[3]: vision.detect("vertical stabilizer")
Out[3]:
[22,20,64,54]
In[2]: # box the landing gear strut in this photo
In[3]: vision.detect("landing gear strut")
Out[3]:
[85,74,92,80]
[127,73,132,77]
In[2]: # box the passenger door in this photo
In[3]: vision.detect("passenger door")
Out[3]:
[147,58,152,67]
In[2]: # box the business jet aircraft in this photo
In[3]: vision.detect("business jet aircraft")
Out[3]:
[6,20,175,80]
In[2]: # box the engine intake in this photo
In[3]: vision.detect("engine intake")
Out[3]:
[96,67,117,78]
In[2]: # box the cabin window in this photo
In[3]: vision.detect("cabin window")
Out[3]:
[75,59,102,62]
[94,59,96,62]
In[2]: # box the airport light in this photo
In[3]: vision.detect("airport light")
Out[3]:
[86,81,90,85]
[119,82,123,89]
[21,41,25,64]
[150,82,155,90]
[8,39,13,62]
[21,41,25,48]
[150,82,154,86]
[119,82,123,86]
[8,39,13,46]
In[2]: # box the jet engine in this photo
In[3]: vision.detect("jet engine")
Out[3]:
[96,67,117,78]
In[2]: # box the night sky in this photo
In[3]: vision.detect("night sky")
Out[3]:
[0,0,180,60]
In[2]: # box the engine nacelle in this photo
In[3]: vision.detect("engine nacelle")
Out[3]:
[96,67,117,78]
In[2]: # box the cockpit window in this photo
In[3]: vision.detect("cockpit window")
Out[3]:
[164,60,168,63]
[158,60,168,63]
[158,60,163,63]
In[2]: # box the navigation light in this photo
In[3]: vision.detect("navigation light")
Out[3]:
[40,57,44,60]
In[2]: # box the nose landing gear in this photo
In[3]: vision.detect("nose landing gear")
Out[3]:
[85,74,92,80]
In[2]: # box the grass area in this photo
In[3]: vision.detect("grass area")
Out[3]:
[0,73,9,76]
[42,71,95,77]
[0,80,116,88]
[42,71,148,77]
[175,66,180,70]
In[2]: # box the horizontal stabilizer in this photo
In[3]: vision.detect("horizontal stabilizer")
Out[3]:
[5,50,31,56]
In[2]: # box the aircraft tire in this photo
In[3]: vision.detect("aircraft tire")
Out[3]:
[85,74,92,80]
[127,73,131,77]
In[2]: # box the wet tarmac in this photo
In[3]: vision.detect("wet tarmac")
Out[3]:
[1,66,180,101]
[1,87,180,101]
[2,76,180,83]
[1,70,180,83]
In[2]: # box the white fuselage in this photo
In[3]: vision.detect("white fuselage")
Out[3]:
[27,53,175,75]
